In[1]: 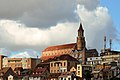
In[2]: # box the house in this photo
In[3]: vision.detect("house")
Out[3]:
[101,54,120,65]
[100,48,120,56]
[0,67,18,80]
[3,57,41,70]
[92,67,112,80]
[14,67,23,75]
[59,71,78,80]
[35,62,50,72]
[76,64,92,79]
[50,54,79,73]
[48,73,61,80]
[18,69,32,80]
[29,67,49,80]
[86,56,102,65]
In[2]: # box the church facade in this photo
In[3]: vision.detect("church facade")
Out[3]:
[41,23,98,64]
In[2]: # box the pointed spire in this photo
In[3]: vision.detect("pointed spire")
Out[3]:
[78,23,84,31]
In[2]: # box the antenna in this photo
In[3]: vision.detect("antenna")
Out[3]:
[110,39,112,51]
[104,36,106,51]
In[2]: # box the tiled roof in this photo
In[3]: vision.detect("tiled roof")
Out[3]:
[48,73,61,78]
[44,54,79,63]
[0,67,10,76]
[30,67,47,77]
[0,67,17,77]
[14,67,23,71]
[86,49,98,53]
[43,43,76,52]
[40,56,55,61]
[59,71,75,77]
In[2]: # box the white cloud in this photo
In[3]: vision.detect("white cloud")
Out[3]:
[77,4,116,50]
[10,51,39,58]
[0,20,78,51]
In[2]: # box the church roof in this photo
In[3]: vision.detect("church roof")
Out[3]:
[43,43,76,52]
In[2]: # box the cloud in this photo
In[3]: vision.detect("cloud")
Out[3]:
[0,48,11,56]
[0,20,77,51]
[0,0,78,27]
[77,0,99,10]
[10,49,40,58]
[77,4,117,51]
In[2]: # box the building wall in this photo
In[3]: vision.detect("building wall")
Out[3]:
[50,60,68,73]
[0,55,6,69]
[59,76,71,80]
[2,58,41,70]
[87,57,102,65]
[77,64,92,78]
[77,64,82,77]
[50,60,77,73]
[29,77,41,80]
[41,48,73,60]
[4,58,22,70]
[101,54,120,65]
[8,75,14,80]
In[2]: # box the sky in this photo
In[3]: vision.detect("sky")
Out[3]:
[0,0,119,58]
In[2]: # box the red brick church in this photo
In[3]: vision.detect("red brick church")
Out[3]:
[41,23,98,64]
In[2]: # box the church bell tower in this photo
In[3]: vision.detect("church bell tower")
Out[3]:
[77,23,86,50]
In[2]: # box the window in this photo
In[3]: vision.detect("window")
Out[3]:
[78,71,80,75]
[51,70,53,73]
[64,62,66,66]
[18,64,20,66]
[64,69,66,72]
[78,66,80,70]
[54,70,56,73]
[51,63,53,67]
[68,78,70,80]
[54,63,56,67]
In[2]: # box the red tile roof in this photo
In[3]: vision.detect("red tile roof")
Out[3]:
[43,43,76,52]
[40,56,55,61]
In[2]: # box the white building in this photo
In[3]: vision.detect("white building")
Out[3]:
[87,57,102,65]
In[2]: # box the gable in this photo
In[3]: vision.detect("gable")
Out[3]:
[4,68,16,78]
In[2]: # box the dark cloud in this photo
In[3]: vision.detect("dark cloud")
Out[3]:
[0,0,78,28]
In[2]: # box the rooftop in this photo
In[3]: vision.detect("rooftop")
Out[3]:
[43,43,76,52]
